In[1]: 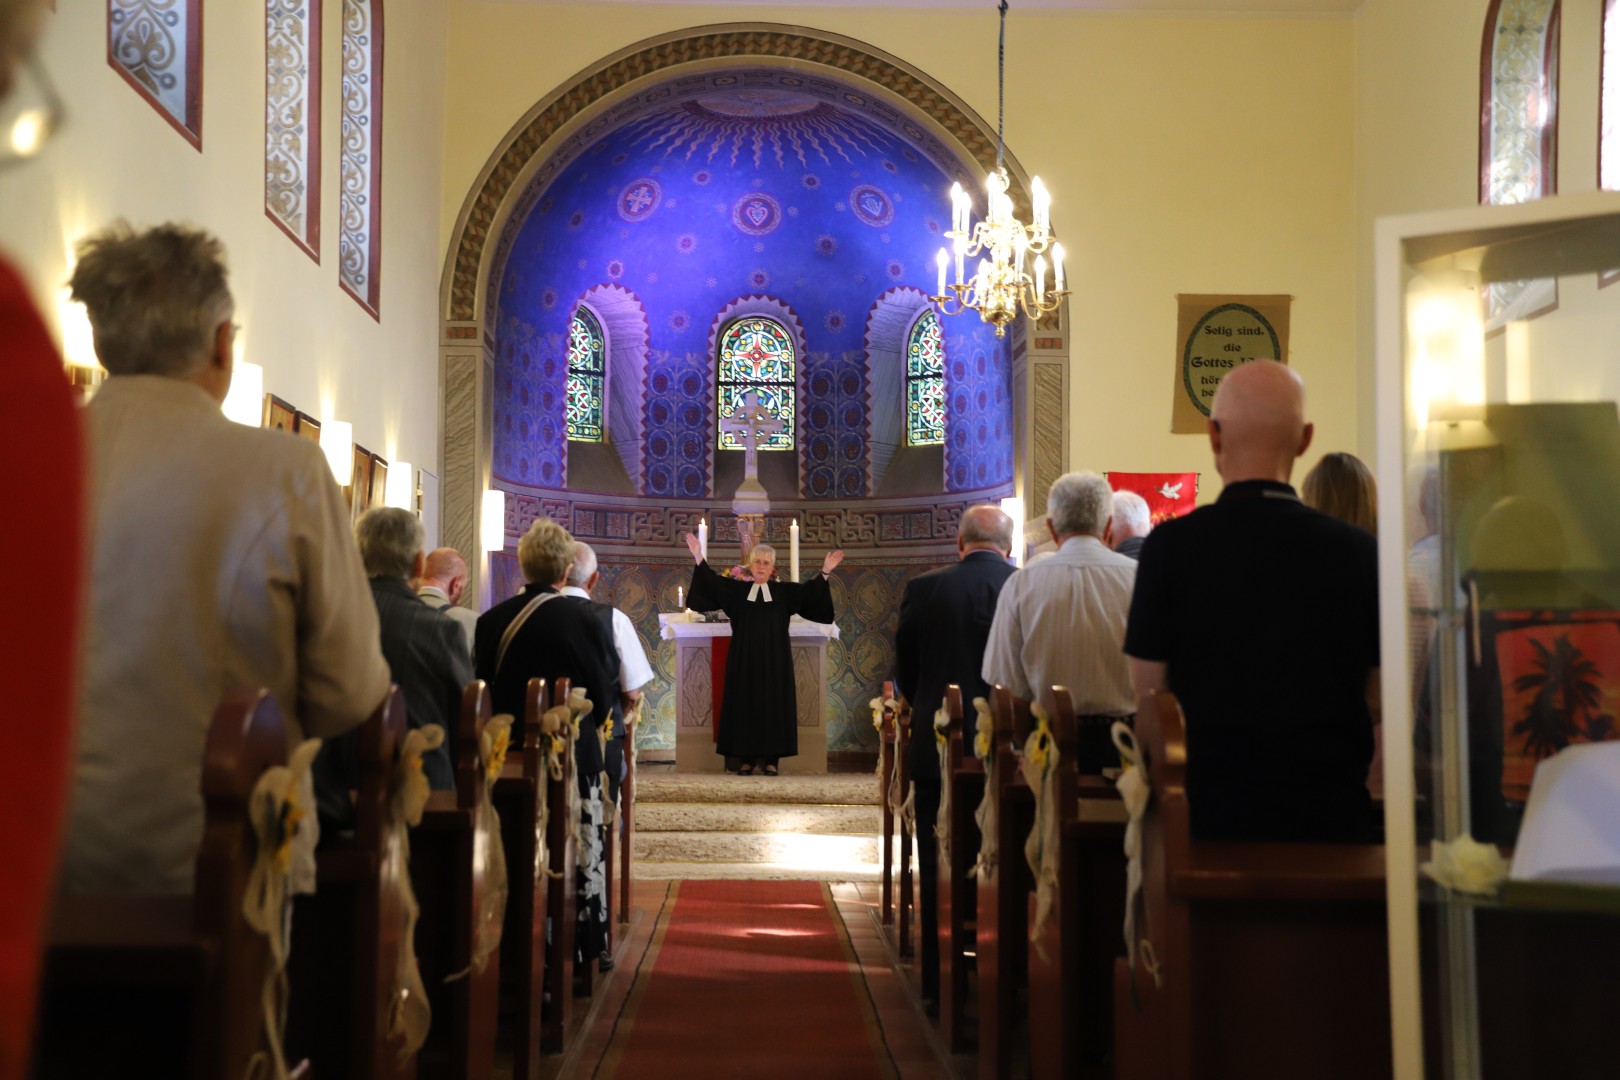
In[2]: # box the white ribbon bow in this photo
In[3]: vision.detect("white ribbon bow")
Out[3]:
[747,581,773,603]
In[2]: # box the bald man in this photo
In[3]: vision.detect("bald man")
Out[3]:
[417,546,478,655]
[1124,360,1380,843]
[894,503,1016,1013]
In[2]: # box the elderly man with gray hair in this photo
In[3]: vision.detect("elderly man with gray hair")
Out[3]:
[1110,489,1154,560]
[562,542,654,801]
[63,221,389,894]
[982,471,1138,772]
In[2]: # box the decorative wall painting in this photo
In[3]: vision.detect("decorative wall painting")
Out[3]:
[368,453,388,510]
[349,444,372,518]
[294,412,321,442]
[263,394,296,433]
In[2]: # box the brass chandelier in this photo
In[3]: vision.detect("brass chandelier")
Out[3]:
[932,1,1067,338]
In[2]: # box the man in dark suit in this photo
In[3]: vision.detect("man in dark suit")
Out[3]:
[894,504,1017,1013]
[315,507,467,829]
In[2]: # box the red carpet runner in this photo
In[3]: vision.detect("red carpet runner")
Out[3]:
[599,880,894,1078]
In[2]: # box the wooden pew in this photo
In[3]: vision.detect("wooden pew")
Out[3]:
[937,685,984,1053]
[1113,690,1391,1080]
[1027,687,1126,1080]
[878,679,898,928]
[976,685,1036,1080]
[541,678,579,1054]
[493,678,549,1080]
[618,699,639,929]
[286,685,416,1079]
[895,694,915,960]
[36,689,288,1079]
[412,680,501,1080]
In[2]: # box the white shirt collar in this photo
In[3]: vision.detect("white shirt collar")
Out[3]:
[747,581,773,603]
[560,584,590,598]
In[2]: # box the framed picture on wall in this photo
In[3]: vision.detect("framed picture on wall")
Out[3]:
[349,445,373,518]
[263,394,296,433]
[368,454,389,510]
[294,412,321,443]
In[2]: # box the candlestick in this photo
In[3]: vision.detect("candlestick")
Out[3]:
[790,519,800,582]
[698,518,708,561]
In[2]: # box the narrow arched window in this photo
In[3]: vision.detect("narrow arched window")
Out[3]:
[905,309,946,447]
[717,317,795,450]
[1481,0,1561,322]
[1603,0,1619,191]
[566,307,606,442]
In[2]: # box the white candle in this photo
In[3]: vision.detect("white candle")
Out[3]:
[1033,254,1047,301]
[1032,176,1049,231]
[954,235,966,287]
[677,585,684,609]
[698,518,708,561]
[936,249,948,297]
[1053,242,1066,292]
[790,519,800,582]
[949,182,964,234]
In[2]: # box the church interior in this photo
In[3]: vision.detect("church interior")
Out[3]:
[10,0,1620,1077]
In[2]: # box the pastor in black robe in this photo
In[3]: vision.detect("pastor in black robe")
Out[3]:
[687,559,836,763]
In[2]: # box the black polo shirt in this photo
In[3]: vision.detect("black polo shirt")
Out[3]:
[1124,479,1380,842]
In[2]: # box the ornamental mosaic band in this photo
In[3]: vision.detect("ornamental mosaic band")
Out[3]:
[682,530,843,776]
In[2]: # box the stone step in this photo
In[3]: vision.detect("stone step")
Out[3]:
[633,801,880,836]
[634,771,878,806]
[634,860,882,882]
[633,829,880,869]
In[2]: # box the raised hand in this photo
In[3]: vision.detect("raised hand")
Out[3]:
[821,549,845,574]
[683,531,703,563]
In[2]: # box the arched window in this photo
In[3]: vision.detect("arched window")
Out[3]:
[566,307,606,442]
[1604,0,1619,191]
[717,317,795,450]
[905,309,946,447]
[1481,0,1560,323]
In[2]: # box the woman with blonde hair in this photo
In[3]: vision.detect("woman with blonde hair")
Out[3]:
[1302,451,1377,534]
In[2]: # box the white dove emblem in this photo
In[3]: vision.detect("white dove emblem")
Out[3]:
[1156,481,1183,500]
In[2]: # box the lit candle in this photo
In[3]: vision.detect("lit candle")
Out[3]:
[791,519,800,582]
[954,235,966,287]
[936,249,948,297]
[677,585,684,609]
[698,518,708,562]
[1013,230,1028,273]
[1031,176,1049,232]
[1033,253,1047,301]
[949,182,964,234]
[1053,242,1066,292]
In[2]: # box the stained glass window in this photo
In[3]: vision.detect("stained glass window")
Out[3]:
[906,309,946,446]
[717,318,795,450]
[1481,0,1560,323]
[566,307,606,442]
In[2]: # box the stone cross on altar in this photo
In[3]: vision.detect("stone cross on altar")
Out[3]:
[718,390,785,488]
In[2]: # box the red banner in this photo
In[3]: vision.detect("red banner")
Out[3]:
[1106,471,1200,524]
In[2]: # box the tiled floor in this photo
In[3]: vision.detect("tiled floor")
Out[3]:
[549,878,974,1080]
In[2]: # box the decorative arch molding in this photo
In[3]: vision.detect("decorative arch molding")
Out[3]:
[862,286,933,494]
[576,284,650,490]
[706,294,808,497]
[442,24,1035,328]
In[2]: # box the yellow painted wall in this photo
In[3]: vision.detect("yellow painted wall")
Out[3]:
[1,0,449,494]
[441,3,1359,504]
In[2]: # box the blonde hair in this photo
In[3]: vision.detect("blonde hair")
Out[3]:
[517,518,575,585]
[1302,452,1377,535]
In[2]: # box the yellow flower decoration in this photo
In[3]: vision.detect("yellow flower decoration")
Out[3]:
[934,704,951,748]
[1024,703,1053,773]
[972,697,994,761]
[272,793,306,873]
[485,718,513,784]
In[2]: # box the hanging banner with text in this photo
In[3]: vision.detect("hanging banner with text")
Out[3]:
[1171,294,1292,434]
[1106,471,1201,524]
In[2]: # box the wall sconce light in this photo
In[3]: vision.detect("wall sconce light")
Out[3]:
[322,420,354,486]
[222,362,263,426]
[1000,495,1026,567]
[481,489,506,552]
[385,461,414,509]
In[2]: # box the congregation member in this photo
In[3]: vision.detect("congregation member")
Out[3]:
[0,0,82,1069]
[563,541,654,802]
[982,471,1138,772]
[349,509,465,792]
[683,532,844,775]
[63,221,389,894]
[1126,360,1380,843]
[894,504,1016,1016]
[1110,489,1153,560]
[1302,450,1377,534]
[416,545,478,655]
[476,518,619,974]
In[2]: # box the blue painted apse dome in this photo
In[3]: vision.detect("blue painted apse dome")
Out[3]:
[493,75,1014,499]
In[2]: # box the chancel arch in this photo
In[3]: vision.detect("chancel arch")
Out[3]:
[440,24,1070,756]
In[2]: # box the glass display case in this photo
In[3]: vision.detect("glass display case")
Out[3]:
[1376,190,1620,1080]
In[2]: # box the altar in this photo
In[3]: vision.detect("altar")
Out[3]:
[658,613,839,774]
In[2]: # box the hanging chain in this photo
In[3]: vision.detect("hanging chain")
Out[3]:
[996,0,1008,171]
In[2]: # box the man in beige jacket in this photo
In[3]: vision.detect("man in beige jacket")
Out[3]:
[62,222,390,894]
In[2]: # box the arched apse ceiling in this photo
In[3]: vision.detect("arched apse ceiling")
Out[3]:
[490,68,1012,498]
